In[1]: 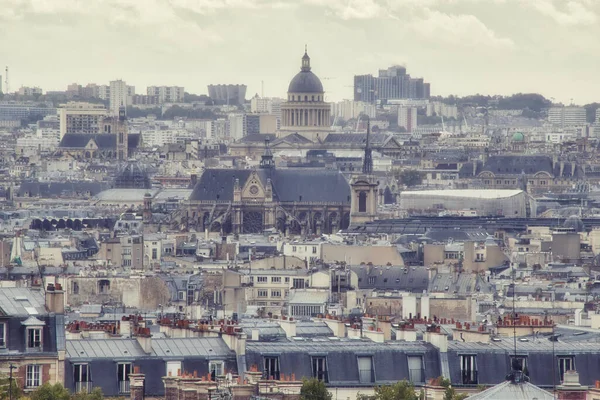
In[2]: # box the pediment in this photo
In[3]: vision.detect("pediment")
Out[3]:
[241,170,266,200]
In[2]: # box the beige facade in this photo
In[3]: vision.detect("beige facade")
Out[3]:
[58,102,108,138]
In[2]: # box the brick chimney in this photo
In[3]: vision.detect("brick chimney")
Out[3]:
[45,283,65,314]
[556,370,587,400]
[134,327,152,354]
[129,366,145,400]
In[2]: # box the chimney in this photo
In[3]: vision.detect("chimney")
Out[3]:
[129,366,145,400]
[424,330,448,352]
[276,317,297,338]
[45,283,65,314]
[135,328,152,354]
[556,370,587,400]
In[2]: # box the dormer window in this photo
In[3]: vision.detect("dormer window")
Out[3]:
[27,328,42,351]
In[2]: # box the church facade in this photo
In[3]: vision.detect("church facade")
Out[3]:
[184,50,377,235]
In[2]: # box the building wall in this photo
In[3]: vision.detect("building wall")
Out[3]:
[429,298,473,321]
[321,244,405,265]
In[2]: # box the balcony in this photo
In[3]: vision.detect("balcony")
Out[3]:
[461,370,478,385]
[119,381,130,394]
[409,368,425,384]
[74,382,93,393]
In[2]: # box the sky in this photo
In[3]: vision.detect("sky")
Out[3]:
[1,0,600,104]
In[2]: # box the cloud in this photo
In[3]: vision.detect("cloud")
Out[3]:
[408,9,514,49]
[530,0,597,26]
[303,0,386,20]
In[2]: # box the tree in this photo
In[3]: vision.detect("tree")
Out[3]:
[30,383,70,400]
[439,377,468,400]
[0,374,22,400]
[300,378,332,400]
[396,170,423,187]
[373,381,420,400]
[71,387,104,400]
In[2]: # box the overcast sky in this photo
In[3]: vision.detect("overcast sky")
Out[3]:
[1,0,599,104]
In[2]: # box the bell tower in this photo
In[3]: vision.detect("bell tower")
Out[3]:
[350,118,377,225]
[116,105,128,161]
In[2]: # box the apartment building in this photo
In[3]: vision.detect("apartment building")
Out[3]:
[57,102,109,138]
[147,86,185,103]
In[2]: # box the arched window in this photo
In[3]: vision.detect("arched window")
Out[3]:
[305,95,308,101]
[359,191,367,212]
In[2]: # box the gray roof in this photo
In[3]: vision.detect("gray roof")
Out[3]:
[467,380,554,400]
[460,155,583,179]
[189,168,351,204]
[288,70,323,93]
[0,287,46,316]
[17,181,109,198]
[351,265,429,292]
[66,337,233,359]
[152,337,234,358]
[246,337,432,353]
[59,133,141,150]
[323,133,395,147]
[428,272,494,295]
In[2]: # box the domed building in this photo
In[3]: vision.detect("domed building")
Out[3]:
[510,131,526,152]
[280,48,332,140]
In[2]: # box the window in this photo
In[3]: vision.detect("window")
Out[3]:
[98,279,110,294]
[271,290,281,298]
[312,357,328,382]
[358,191,367,212]
[312,246,317,254]
[357,356,374,383]
[209,361,224,380]
[118,363,132,394]
[166,361,181,377]
[26,365,41,388]
[152,248,158,260]
[0,322,6,347]
[558,356,575,381]
[408,356,424,383]
[510,356,527,374]
[271,277,281,283]
[264,357,280,380]
[27,328,42,350]
[257,276,267,283]
[74,364,91,393]
[293,278,305,289]
[72,281,79,295]
[257,290,268,297]
[284,290,289,297]
[285,277,290,283]
[460,355,478,384]
[292,246,297,252]
[178,291,185,301]
[368,276,376,284]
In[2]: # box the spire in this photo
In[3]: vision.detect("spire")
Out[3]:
[362,117,373,174]
[301,46,311,72]
[260,139,275,169]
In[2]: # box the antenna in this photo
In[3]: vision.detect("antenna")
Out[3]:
[4,66,8,94]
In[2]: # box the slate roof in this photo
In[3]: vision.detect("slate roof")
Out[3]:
[271,133,313,146]
[59,133,141,150]
[323,133,396,147]
[428,273,494,295]
[0,288,48,316]
[238,134,277,144]
[459,155,583,178]
[17,181,109,198]
[152,337,234,357]
[67,339,147,358]
[189,168,351,204]
[351,265,429,292]
[467,380,553,400]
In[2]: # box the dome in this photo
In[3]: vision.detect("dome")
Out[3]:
[288,71,324,93]
[287,49,324,94]
[511,132,525,142]
[563,215,584,232]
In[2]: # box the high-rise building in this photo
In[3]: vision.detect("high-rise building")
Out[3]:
[147,86,185,103]
[427,101,458,119]
[227,114,246,140]
[398,106,418,132]
[548,106,586,128]
[207,84,247,105]
[18,86,43,96]
[109,80,135,116]
[330,100,376,121]
[354,65,430,103]
[58,102,109,138]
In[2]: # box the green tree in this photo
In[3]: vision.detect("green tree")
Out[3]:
[30,383,70,400]
[373,380,420,400]
[439,377,468,400]
[300,378,332,400]
[0,374,22,400]
[396,170,423,187]
[71,387,104,400]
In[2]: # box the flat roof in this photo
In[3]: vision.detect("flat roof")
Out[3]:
[401,189,524,199]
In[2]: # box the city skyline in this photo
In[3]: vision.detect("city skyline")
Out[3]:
[1,0,600,104]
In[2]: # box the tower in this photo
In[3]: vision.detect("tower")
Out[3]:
[350,117,378,225]
[259,139,275,169]
[143,192,152,222]
[116,105,128,161]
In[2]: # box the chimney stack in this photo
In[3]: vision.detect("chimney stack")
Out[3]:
[129,366,145,400]
[45,283,65,314]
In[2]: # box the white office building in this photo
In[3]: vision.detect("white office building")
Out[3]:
[147,86,185,103]
[109,80,135,115]
[548,106,586,128]
[330,100,376,121]
[398,106,418,132]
